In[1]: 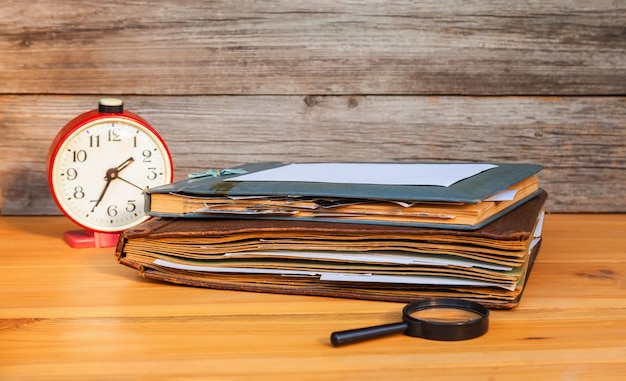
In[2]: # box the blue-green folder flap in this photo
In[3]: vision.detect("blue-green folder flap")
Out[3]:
[147,162,542,204]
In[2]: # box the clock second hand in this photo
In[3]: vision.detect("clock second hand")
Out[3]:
[117,176,144,191]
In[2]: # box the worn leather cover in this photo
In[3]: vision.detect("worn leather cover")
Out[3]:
[116,191,547,309]
[120,242,541,309]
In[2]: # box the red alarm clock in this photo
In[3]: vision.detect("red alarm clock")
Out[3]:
[47,98,174,248]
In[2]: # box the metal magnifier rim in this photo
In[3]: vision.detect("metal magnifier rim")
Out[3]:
[401,298,489,341]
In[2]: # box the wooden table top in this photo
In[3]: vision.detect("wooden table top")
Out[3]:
[1,214,625,380]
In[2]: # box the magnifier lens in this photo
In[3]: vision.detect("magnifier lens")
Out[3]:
[409,307,483,324]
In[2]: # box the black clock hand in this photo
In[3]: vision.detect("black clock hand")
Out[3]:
[93,157,135,209]
[93,171,114,209]
[115,157,134,172]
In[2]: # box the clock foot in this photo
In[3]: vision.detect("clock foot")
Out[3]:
[64,230,120,248]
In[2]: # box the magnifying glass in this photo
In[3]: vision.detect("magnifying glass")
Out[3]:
[330,298,489,347]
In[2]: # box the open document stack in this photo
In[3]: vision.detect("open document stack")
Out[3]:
[115,162,547,309]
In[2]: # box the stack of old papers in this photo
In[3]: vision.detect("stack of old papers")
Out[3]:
[116,162,547,309]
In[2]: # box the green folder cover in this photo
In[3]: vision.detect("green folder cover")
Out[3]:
[145,162,542,230]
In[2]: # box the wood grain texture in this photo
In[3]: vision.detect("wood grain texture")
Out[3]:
[1,214,626,380]
[1,1,625,215]
[1,95,624,214]
[1,0,625,95]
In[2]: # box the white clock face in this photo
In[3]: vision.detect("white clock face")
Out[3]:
[51,118,172,232]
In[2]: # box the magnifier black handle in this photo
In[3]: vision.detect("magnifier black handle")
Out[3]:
[331,322,408,347]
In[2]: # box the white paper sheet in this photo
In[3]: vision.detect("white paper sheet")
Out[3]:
[484,189,518,202]
[224,251,512,271]
[152,259,515,290]
[528,211,545,252]
[318,273,515,291]
[226,163,497,187]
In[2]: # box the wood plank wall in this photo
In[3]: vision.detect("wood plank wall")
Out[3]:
[1,1,625,215]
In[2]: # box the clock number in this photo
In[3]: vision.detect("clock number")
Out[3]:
[147,168,158,180]
[73,186,85,199]
[108,129,121,142]
[66,168,78,181]
[89,135,100,148]
[72,150,87,162]
[126,200,137,212]
[142,149,152,162]
[107,205,118,217]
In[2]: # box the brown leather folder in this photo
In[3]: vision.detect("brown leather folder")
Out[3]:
[116,191,547,309]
